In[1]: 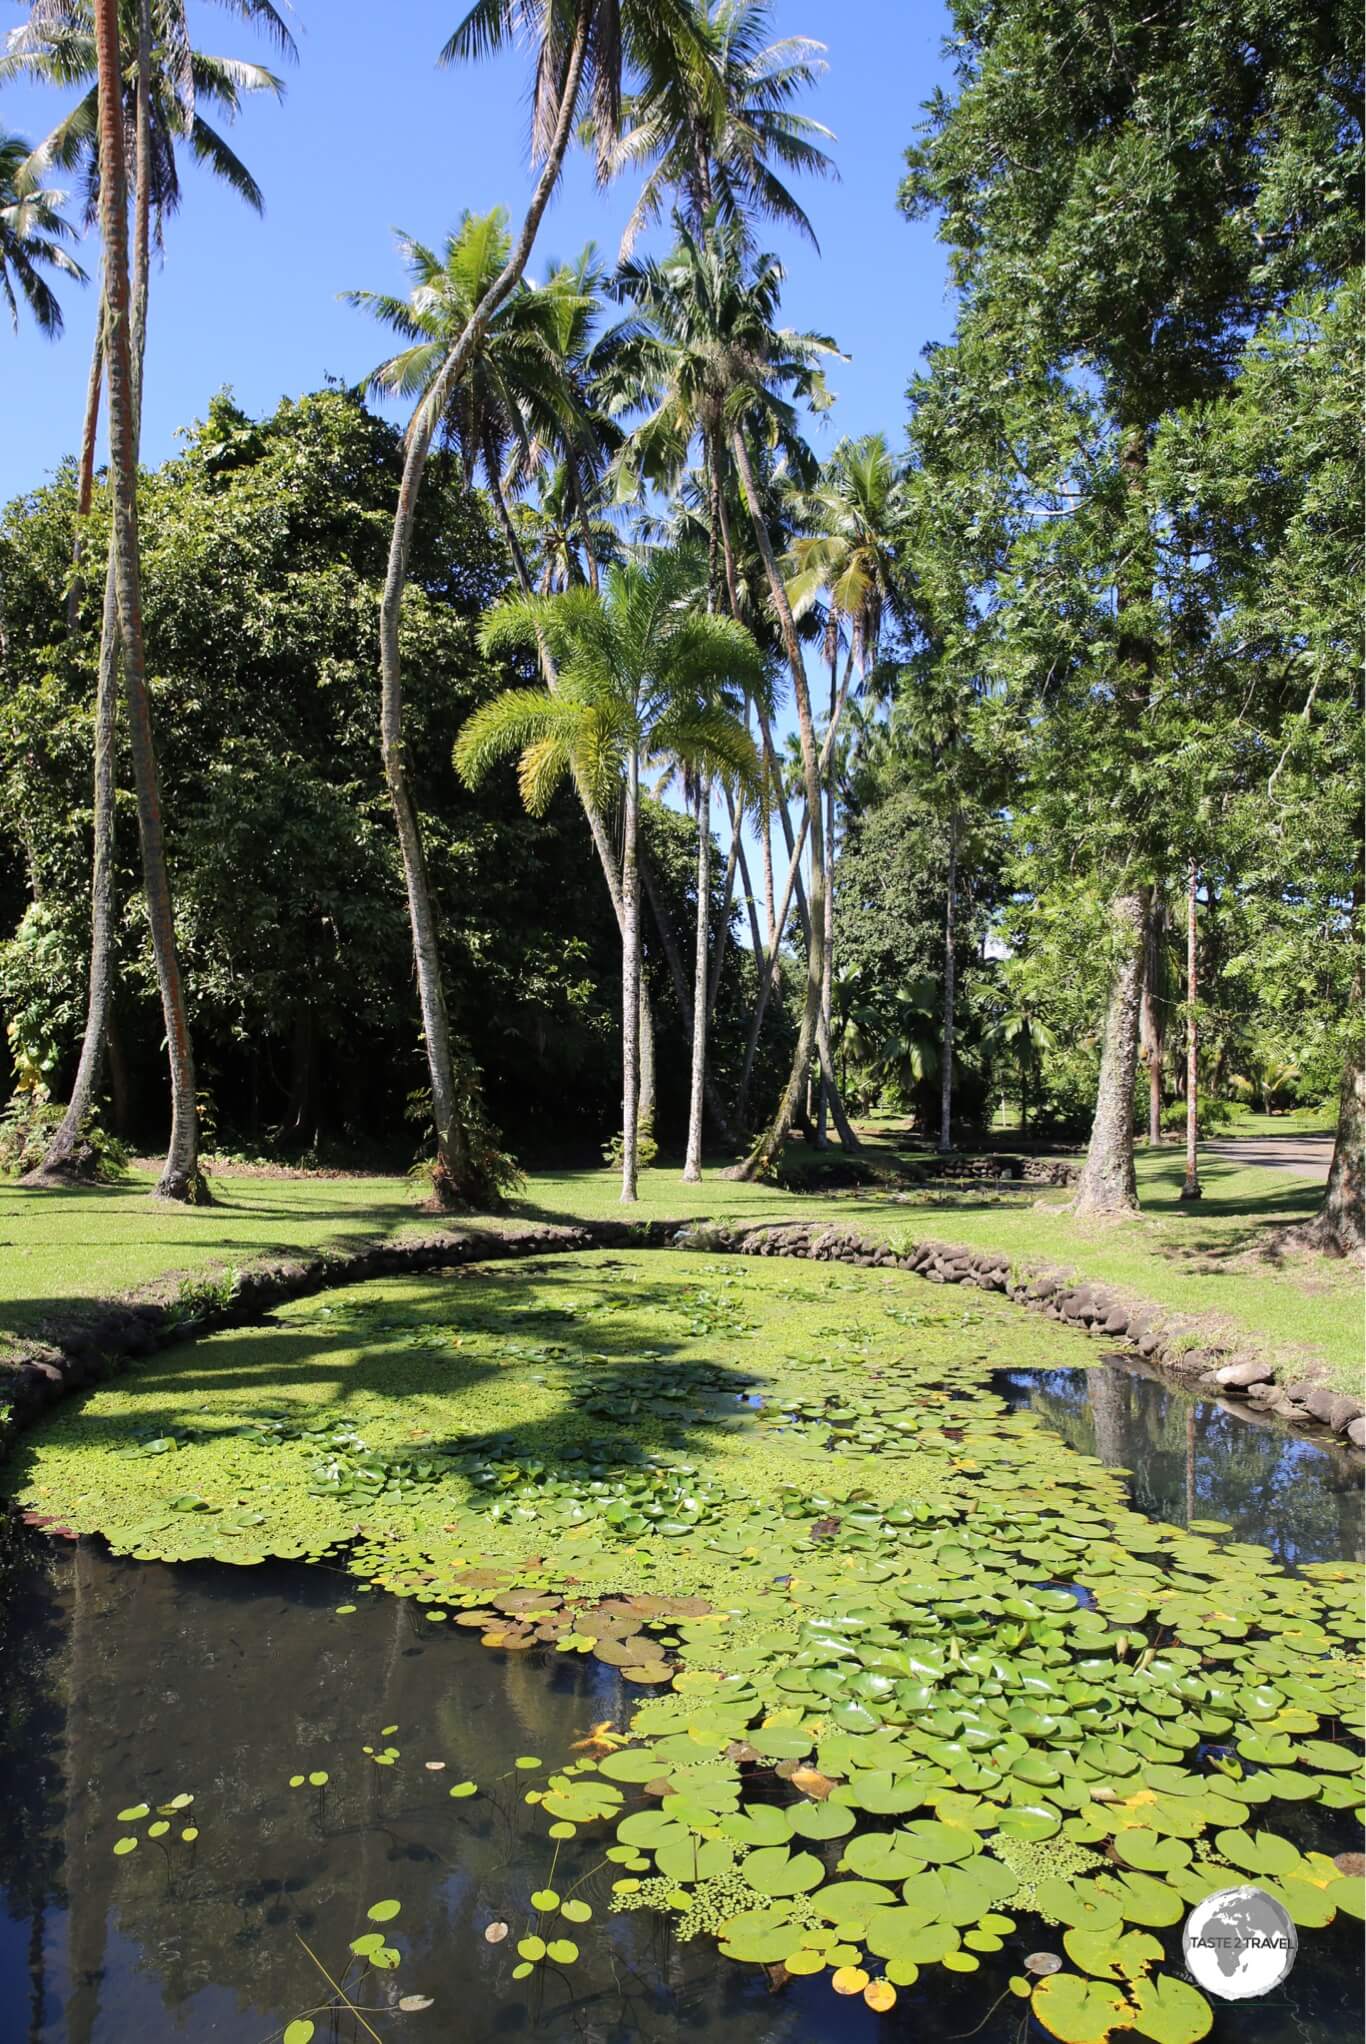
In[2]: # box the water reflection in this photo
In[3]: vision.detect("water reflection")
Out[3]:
[995,1360,1364,1568]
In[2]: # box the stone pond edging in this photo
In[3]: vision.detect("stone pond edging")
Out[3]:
[1,1211,1360,1463]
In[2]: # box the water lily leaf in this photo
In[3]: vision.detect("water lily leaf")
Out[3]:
[1114,1831,1190,1874]
[843,1832,925,1881]
[1129,1975,1212,2044]
[831,1965,871,1995]
[283,2024,315,2044]
[367,1900,401,1923]
[996,1801,1062,1842]
[1031,1971,1135,2044]
[1035,1879,1124,1932]
[1101,1873,1186,1928]
[898,1819,978,1864]
[721,1805,793,1848]
[812,1880,898,1926]
[719,1906,800,1963]
[748,1727,813,1761]
[656,1836,732,1884]
[743,1846,824,1897]
[1064,1927,1163,1982]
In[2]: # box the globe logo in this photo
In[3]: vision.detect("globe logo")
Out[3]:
[1182,1885,1298,1999]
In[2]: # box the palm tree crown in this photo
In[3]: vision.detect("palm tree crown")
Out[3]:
[604,0,836,256]
[785,431,909,675]
[0,126,85,332]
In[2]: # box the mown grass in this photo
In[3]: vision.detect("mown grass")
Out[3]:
[1,1133,1359,1393]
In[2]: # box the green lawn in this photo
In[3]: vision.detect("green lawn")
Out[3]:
[1,1135,1359,1394]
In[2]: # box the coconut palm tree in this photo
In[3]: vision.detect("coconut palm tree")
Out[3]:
[0,127,85,332]
[604,0,835,256]
[609,216,845,1172]
[373,0,696,1204]
[18,0,288,1190]
[85,0,201,1198]
[784,432,908,1134]
[455,550,762,1200]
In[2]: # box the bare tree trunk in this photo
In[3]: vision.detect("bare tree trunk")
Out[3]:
[1073,889,1149,1215]
[620,746,640,1202]
[938,812,957,1153]
[736,657,855,1127]
[376,2,590,1205]
[761,803,776,952]
[717,784,761,1002]
[638,978,656,1131]
[66,305,104,628]
[94,0,203,1203]
[1140,891,1167,1144]
[1179,864,1202,1201]
[24,553,119,1184]
[640,848,737,1143]
[817,737,835,1147]
[683,775,711,1181]
[1313,890,1363,1256]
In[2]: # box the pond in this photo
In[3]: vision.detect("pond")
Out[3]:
[994,1361,1365,1571]
[1,1526,1362,2044]
[1,1252,1361,2044]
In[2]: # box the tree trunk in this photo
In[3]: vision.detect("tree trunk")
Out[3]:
[736,656,855,1127]
[1313,913,1363,1256]
[376,2,590,1206]
[640,848,737,1143]
[1178,864,1202,1201]
[683,775,711,1181]
[1140,891,1167,1144]
[24,549,119,1185]
[66,305,104,629]
[938,813,957,1153]
[817,715,835,1147]
[1072,889,1149,1215]
[638,977,656,1131]
[93,0,204,1204]
[620,747,641,1202]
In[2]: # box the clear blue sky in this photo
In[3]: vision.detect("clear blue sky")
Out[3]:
[2,0,957,499]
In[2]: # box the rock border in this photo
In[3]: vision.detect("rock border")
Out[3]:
[1,1213,1360,1462]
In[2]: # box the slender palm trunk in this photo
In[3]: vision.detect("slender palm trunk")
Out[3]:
[378,4,589,1204]
[1313,881,1363,1255]
[638,979,656,1131]
[1073,888,1149,1215]
[737,653,855,1127]
[938,812,957,1153]
[683,775,711,1181]
[93,0,202,1203]
[620,746,641,1201]
[1179,864,1202,1201]
[66,307,104,629]
[640,848,738,1144]
[1140,892,1166,1143]
[817,651,837,1146]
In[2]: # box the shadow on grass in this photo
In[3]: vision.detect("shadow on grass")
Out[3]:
[3,1261,770,1497]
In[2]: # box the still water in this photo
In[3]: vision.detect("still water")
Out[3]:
[0,1363,1361,2043]
[994,1359,1364,1569]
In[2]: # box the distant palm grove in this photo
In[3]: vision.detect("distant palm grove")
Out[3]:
[0,0,1360,1250]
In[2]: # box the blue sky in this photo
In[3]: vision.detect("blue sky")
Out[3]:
[2,0,958,499]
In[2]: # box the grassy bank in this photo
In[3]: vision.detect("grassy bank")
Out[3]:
[1,1136,1359,1393]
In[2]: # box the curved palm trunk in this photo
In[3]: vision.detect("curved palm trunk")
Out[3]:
[378,3,590,1205]
[938,813,957,1153]
[620,747,641,1202]
[683,774,711,1181]
[1178,864,1202,1201]
[66,306,104,629]
[1073,888,1149,1215]
[93,0,202,1203]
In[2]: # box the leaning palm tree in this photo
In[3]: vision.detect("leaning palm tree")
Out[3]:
[373,0,696,1204]
[456,550,762,1200]
[0,127,85,332]
[603,0,835,256]
[17,0,288,1191]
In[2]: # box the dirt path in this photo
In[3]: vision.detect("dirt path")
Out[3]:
[1203,1135,1333,1178]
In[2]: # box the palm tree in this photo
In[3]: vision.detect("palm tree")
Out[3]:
[456,550,762,1200]
[373,0,696,1204]
[87,0,201,1198]
[604,0,835,256]
[0,127,85,332]
[1179,863,1202,1200]
[986,985,1057,1133]
[18,0,288,1189]
[877,978,941,1109]
[609,215,846,1170]
[785,432,907,1136]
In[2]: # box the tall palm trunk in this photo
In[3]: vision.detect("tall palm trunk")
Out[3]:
[93,0,202,1202]
[620,746,641,1201]
[1313,879,1363,1255]
[817,652,837,1146]
[1140,892,1167,1143]
[66,306,104,629]
[938,812,957,1153]
[638,979,656,1131]
[683,774,711,1181]
[1179,864,1202,1201]
[378,2,590,1205]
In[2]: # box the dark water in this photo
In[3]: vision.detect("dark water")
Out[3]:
[0,1483,1361,2041]
[994,1360,1365,1569]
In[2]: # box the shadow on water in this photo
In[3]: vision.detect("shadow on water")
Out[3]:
[994,1358,1364,1569]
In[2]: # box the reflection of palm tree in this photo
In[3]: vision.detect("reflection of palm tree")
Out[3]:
[1088,1363,1130,1470]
